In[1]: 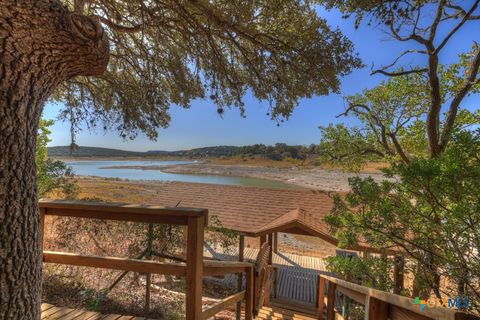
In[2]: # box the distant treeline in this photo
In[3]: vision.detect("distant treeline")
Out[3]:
[236,143,318,161]
[48,144,319,161]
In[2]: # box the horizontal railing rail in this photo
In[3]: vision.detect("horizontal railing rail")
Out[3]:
[39,200,254,320]
[317,274,478,320]
[202,291,246,320]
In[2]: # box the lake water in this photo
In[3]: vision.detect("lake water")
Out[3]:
[65,160,295,189]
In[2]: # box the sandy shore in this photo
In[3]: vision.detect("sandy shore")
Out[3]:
[102,163,388,191]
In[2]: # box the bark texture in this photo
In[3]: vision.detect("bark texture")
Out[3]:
[0,1,108,318]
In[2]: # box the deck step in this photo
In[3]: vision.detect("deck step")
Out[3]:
[256,305,318,320]
[270,298,318,316]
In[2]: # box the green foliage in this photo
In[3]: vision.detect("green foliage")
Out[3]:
[320,1,434,29]
[36,119,78,198]
[318,68,480,170]
[55,0,362,140]
[320,0,480,160]
[238,143,318,161]
[318,124,384,171]
[326,130,480,311]
[325,255,393,291]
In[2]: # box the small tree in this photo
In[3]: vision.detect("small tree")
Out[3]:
[36,119,78,198]
[0,1,361,317]
[326,130,480,313]
[317,1,480,311]
[320,0,480,158]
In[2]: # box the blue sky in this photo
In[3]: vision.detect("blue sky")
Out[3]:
[43,6,479,151]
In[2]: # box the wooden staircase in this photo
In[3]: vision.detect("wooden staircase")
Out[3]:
[256,306,318,320]
[256,299,319,320]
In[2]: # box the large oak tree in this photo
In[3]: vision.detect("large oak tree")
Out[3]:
[0,0,361,318]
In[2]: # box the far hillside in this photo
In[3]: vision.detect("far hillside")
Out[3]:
[48,143,320,162]
[47,146,146,158]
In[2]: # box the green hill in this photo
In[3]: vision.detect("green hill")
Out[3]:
[47,146,146,158]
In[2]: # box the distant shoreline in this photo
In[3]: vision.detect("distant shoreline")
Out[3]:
[52,155,194,161]
[94,162,387,191]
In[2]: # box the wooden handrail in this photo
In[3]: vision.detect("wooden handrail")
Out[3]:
[39,200,255,320]
[317,275,478,320]
[201,291,246,319]
[204,260,253,276]
[40,199,208,225]
[43,251,187,276]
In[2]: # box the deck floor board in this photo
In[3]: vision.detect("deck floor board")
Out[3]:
[41,304,149,320]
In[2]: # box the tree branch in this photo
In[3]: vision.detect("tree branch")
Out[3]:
[435,0,480,54]
[426,47,442,158]
[74,0,87,13]
[370,50,427,76]
[428,0,447,43]
[387,9,428,45]
[439,45,480,152]
[96,16,144,33]
[371,68,428,77]
[388,132,410,164]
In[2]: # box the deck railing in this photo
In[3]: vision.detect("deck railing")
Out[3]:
[39,200,254,320]
[316,274,477,320]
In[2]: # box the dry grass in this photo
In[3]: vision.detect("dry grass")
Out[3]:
[74,178,167,203]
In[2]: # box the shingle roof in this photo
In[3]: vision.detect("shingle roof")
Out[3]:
[149,181,336,238]
[147,182,396,253]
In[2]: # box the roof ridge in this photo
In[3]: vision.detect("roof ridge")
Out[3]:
[254,207,304,231]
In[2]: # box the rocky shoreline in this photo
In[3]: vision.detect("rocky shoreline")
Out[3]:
[101,163,387,191]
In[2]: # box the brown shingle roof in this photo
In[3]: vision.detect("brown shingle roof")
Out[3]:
[149,182,336,238]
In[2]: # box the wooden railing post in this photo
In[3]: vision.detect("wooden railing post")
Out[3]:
[245,266,254,320]
[326,281,336,320]
[39,207,46,252]
[273,232,278,254]
[267,233,273,265]
[236,235,245,320]
[317,276,325,320]
[273,267,278,299]
[367,297,389,320]
[186,216,204,320]
[264,267,271,307]
[145,223,154,313]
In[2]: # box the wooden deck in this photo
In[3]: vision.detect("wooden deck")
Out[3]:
[41,303,150,320]
[257,303,319,320]
[204,245,332,305]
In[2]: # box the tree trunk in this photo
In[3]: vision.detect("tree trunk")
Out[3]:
[0,104,42,319]
[0,1,108,318]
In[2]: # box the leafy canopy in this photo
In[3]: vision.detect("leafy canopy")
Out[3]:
[326,130,480,308]
[318,0,480,157]
[316,1,480,305]
[318,66,480,170]
[54,0,362,140]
